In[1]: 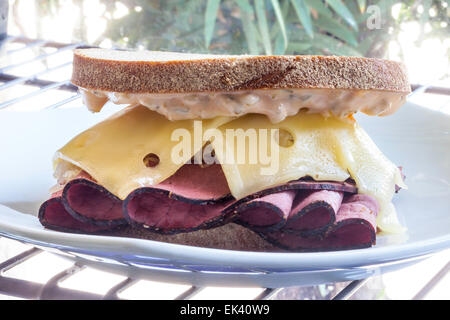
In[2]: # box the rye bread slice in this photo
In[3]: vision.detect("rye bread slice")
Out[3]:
[109,223,279,252]
[72,48,410,94]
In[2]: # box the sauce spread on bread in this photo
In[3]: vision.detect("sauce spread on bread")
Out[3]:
[80,88,406,123]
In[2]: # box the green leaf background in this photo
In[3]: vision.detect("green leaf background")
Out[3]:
[43,0,448,59]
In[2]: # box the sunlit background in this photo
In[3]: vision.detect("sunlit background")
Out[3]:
[5,0,450,84]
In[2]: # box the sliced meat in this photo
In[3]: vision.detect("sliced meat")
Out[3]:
[58,164,232,233]
[336,194,378,229]
[38,191,113,233]
[233,191,296,231]
[62,177,125,227]
[284,190,343,234]
[157,164,231,203]
[231,180,356,208]
[125,177,357,234]
[41,160,382,252]
[123,164,233,234]
[226,180,354,233]
[124,189,232,234]
[260,194,379,251]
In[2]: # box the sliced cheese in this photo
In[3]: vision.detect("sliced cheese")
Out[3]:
[211,114,351,198]
[54,105,231,199]
[210,113,406,233]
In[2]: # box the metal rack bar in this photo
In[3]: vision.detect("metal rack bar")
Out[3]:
[0,73,77,92]
[44,93,82,110]
[11,36,80,49]
[0,80,71,109]
[0,247,42,273]
[38,263,85,299]
[37,284,105,300]
[253,288,282,300]
[413,261,450,300]
[0,248,44,299]
[0,43,81,73]
[332,278,370,300]
[6,39,49,55]
[0,274,47,299]
[103,278,138,300]
[0,61,72,91]
[174,286,204,300]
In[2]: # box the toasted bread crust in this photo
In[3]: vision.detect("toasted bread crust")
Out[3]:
[72,49,410,94]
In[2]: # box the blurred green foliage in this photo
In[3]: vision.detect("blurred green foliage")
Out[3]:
[40,0,450,58]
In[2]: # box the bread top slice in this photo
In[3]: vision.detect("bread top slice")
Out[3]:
[72,48,410,94]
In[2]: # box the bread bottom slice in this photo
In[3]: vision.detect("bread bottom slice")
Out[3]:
[106,223,279,252]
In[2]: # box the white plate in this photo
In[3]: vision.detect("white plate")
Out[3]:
[0,102,449,288]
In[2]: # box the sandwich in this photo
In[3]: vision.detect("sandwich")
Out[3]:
[38,49,410,251]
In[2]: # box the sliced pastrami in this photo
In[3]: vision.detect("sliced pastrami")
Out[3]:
[124,188,232,234]
[233,191,296,231]
[41,160,381,250]
[224,180,354,233]
[38,191,113,233]
[260,194,379,251]
[123,164,233,234]
[336,194,378,229]
[157,164,231,203]
[283,190,343,234]
[62,173,125,227]
[287,179,357,193]
[226,180,356,213]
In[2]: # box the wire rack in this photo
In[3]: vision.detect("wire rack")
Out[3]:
[0,36,449,300]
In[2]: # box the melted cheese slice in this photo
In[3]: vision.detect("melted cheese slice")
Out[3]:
[210,113,406,233]
[55,105,231,199]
